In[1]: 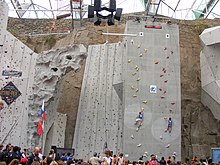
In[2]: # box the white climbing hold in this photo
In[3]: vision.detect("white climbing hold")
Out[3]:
[128,59,132,63]
[131,86,135,90]
[137,45,141,48]
[131,40,134,44]
[133,94,137,97]
[136,127,139,132]
[165,144,170,148]
[160,135,163,140]
[131,135,134,139]
[143,154,147,157]
[144,48,147,52]
[143,100,147,104]
[137,144,142,147]
[141,107,144,111]
[144,152,148,155]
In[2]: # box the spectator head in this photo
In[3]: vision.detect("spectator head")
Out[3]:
[9,159,20,165]
[161,157,165,160]
[0,144,3,151]
[13,146,19,152]
[34,147,40,156]
[6,143,12,151]
[119,153,123,158]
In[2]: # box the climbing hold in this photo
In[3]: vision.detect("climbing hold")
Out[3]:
[165,144,170,148]
[137,144,142,147]
[159,88,162,91]
[144,152,148,155]
[131,86,135,90]
[136,128,139,132]
[155,61,159,64]
[131,135,134,139]
[143,154,147,157]
[139,53,143,57]
[169,109,173,113]
[171,102,175,105]
[161,96,165,99]
[137,45,141,48]
[133,94,137,97]
[141,107,144,111]
[160,135,163,140]
[164,80,168,83]
[171,51,173,54]
[136,67,139,71]
[164,47,167,50]
[136,88,139,92]
[132,72,136,76]
[137,77,141,81]
[164,90,167,94]
[144,48,147,52]
[128,59,132,63]
[131,40,134,44]
[143,100,147,104]
[166,56,170,59]
[160,74,163,77]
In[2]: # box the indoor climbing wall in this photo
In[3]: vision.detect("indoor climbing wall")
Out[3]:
[123,20,181,161]
[28,45,87,153]
[200,26,220,120]
[0,0,38,148]
[73,43,125,160]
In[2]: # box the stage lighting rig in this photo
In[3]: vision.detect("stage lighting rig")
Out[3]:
[88,0,123,26]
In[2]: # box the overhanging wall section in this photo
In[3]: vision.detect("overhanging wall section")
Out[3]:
[73,43,125,160]
[123,21,181,161]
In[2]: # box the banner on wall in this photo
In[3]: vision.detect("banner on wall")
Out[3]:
[2,70,22,77]
[0,82,21,105]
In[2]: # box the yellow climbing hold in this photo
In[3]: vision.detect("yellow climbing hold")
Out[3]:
[139,53,143,57]
[133,94,137,97]
[135,65,138,69]
[136,67,139,71]
[131,86,135,90]
[137,77,141,81]
[128,59,132,63]
[143,100,147,104]
[132,72,136,76]
[144,48,147,52]
[136,88,139,92]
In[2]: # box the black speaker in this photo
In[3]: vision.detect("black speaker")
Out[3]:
[114,8,122,21]
[94,0,101,11]
[109,0,116,12]
[88,5,95,18]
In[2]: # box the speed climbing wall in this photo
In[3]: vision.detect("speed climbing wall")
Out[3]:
[74,20,181,160]
[73,43,125,160]
[123,20,181,161]
[200,26,220,120]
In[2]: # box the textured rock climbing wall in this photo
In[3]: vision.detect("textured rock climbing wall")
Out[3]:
[28,45,87,153]
[73,43,125,160]
[200,26,220,120]
[0,0,38,148]
[123,21,181,161]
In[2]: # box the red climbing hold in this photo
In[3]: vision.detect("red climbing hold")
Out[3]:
[159,88,162,91]
[164,80,168,83]
[160,74,163,77]
[164,90,167,94]
[155,61,159,64]
[171,102,175,105]
[161,96,165,99]
[169,109,173,113]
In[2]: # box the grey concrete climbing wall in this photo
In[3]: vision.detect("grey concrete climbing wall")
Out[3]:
[123,21,181,161]
[0,0,38,148]
[73,43,125,160]
[200,26,220,120]
[0,0,86,152]
[30,45,87,153]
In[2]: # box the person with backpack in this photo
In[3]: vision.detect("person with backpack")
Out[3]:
[1,144,12,164]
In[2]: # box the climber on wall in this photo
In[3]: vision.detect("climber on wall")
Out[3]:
[166,117,173,133]
[134,111,143,127]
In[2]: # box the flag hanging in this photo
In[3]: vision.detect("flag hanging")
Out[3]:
[37,100,46,136]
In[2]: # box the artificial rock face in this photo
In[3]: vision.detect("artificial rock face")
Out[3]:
[73,20,181,161]
[0,0,87,152]
[200,26,220,120]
